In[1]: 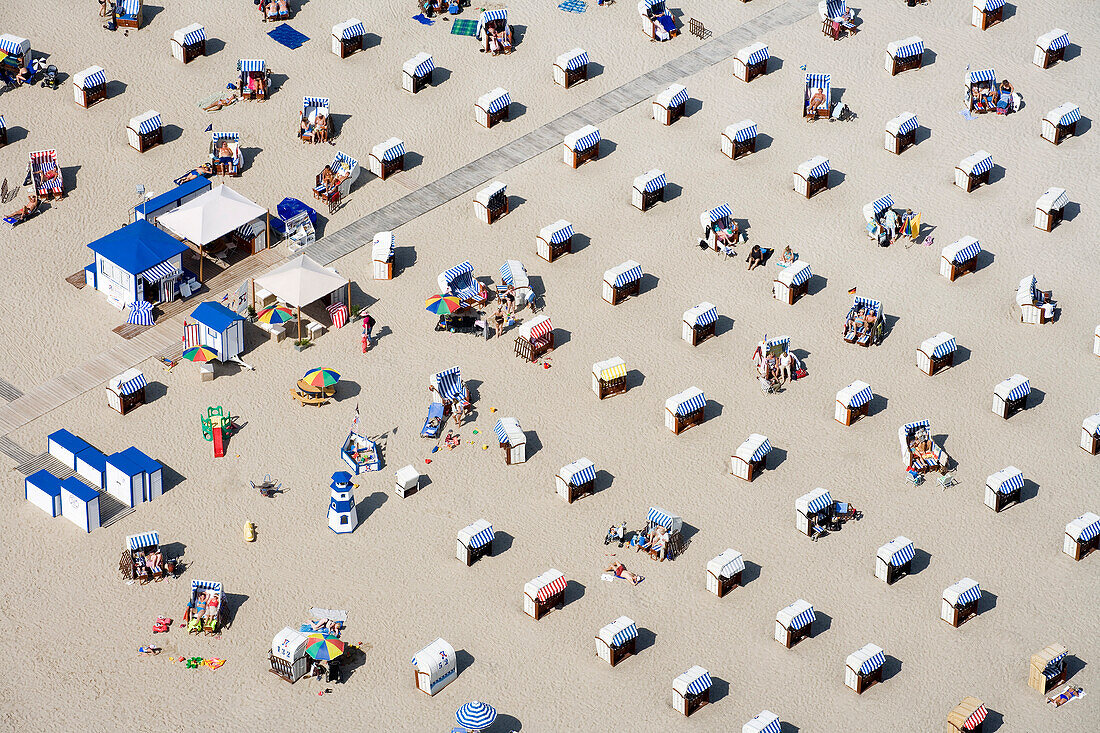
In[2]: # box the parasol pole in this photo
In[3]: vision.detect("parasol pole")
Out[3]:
[297,305,302,342]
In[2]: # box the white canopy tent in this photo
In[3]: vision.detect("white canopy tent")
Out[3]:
[157,184,269,281]
[253,255,351,341]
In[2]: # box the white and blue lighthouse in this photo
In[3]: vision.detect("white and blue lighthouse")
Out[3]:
[327,471,358,534]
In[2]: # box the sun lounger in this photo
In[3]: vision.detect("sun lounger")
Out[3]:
[422,402,446,438]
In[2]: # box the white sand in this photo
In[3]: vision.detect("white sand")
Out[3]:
[1,0,1098,731]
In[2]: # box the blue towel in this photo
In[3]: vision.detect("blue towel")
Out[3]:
[657,15,675,32]
[267,24,309,50]
[413,13,435,25]
[558,0,587,11]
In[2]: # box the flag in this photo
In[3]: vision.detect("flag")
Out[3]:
[908,212,921,240]
[351,404,360,433]
[204,124,213,132]
[848,287,857,295]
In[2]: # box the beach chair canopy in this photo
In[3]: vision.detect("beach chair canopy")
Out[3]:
[666,387,705,416]
[126,531,159,551]
[238,59,265,73]
[211,131,239,145]
[253,255,348,309]
[439,260,476,293]
[604,260,642,287]
[404,52,434,78]
[888,36,923,59]
[1066,512,1100,542]
[330,152,358,179]
[1036,187,1068,212]
[703,203,732,225]
[796,488,833,515]
[633,169,666,193]
[412,638,455,673]
[948,698,987,731]
[517,314,552,342]
[899,419,931,444]
[647,506,682,532]
[987,466,1023,494]
[74,66,106,89]
[708,549,744,579]
[655,84,688,108]
[0,34,30,56]
[806,72,831,99]
[499,259,528,288]
[1034,645,1069,677]
[726,120,758,142]
[539,220,573,243]
[129,110,161,134]
[974,0,1004,10]
[303,96,330,114]
[87,220,188,275]
[1016,275,1038,306]
[1046,103,1081,127]
[966,68,996,85]
[475,181,506,205]
[565,125,600,152]
[797,156,830,179]
[524,569,567,602]
[993,374,1030,401]
[1036,29,1069,52]
[762,336,790,355]
[777,599,815,630]
[673,666,712,696]
[477,8,508,32]
[477,87,511,114]
[272,627,309,661]
[943,236,981,264]
[371,233,395,263]
[158,184,266,247]
[0,116,4,130]
[837,381,872,409]
[598,616,637,647]
[556,48,588,70]
[863,194,894,221]
[333,19,364,40]
[958,150,993,176]
[594,357,626,381]
[110,368,147,396]
[735,434,771,463]
[642,0,667,12]
[173,23,206,46]
[372,138,405,161]
[877,536,914,566]
[1083,413,1100,437]
[558,458,595,487]
[846,644,885,675]
[943,578,981,606]
[191,579,222,597]
[777,260,811,287]
[886,112,918,136]
[683,302,717,327]
[921,332,956,358]
[493,417,524,446]
[431,366,465,401]
[743,711,781,733]
[819,0,845,20]
[458,519,494,549]
[736,42,769,65]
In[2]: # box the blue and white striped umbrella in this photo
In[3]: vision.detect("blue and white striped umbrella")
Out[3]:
[486,91,511,115]
[127,531,159,550]
[734,123,757,142]
[456,702,497,732]
[642,172,666,193]
[967,68,996,84]
[573,128,600,152]
[126,301,155,326]
[339,21,365,40]
[931,336,956,358]
[685,670,712,695]
[566,51,588,70]
[789,604,816,630]
[238,59,266,73]
[647,506,675,529]
[549,223,574,243]
[894,38,923,59]
[706,204,732,223]
[746,45,769,65]
[119,372,147,395]
[381,141,406,161]
[467,524,494,549]
[858,649,886,675]
[303,96,329,111]
[896,114,918,135]
[182,26,206,45]
[136,114,162,135]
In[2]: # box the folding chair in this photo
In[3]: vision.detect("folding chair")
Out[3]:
[937,472,957,490]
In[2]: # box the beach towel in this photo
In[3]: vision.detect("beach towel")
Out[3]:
[559,0,587,11]
[413,13,435,25]
[451,18,478,36]
[268,24,309,49]
[310,607,348,623]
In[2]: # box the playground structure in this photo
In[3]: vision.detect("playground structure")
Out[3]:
[201,406,237,458]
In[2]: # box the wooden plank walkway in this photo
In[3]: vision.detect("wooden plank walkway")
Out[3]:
[0,377,22,402]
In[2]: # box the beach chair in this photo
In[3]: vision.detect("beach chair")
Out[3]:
[188,617,203,633]
[422,402,446,438]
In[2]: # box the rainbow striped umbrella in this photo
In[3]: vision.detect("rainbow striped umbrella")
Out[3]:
[426,294,462,315]
[257,305,295,324]
[301,368,340,389]
[305,635,346,660]
[182,345,218,362]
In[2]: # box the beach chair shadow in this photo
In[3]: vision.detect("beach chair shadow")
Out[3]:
[866,393,888,417]
[779,725,800,733]
[909,548,931,575]
[204,37,227,56]
[597,138,616,158]
[506,102,527,121]
[1027,387,1046,408]
[987,164,1006,185]
[767,447,787,470]
[587,62,604,80]
[594,469,613,496]
[882,654,903,681]
[567,232,590,253]
[161,124,184,144]
[922,49,937,67]
[625,369,645,389]
[806,274,827,296]
[637,272,659,295]
[635,627,657,653]
[913,125,931,145]
[976,590,997,615]
[562,579,585,606]
[522,431,541,459]
[550,327,570,347]
[61,165,81,192]
[952,345,971,367]
[491,531,514,555]
[740,560,762,585]
[1063,201,1081,222]
[663,182,683,202]
[362,32,381,50]
[810,610,832,637]
[355,491,387,521]
[981,710,1004,732]
[1063,43,1082,62]
[266,72,289,95]
[714,314,734,336]
[1066,655,1086,683]
[221,592,249,628]
[683,97,703,118]
[704,399,723,420]
[826,169,845,189]
[394,245,416,275]
[455,649,474,676]
[754,132,774,151]
[105,80,127,99]
[4,125,27,144]
[707,675,730,703]
[505,194,525,213]
[143,4,165,24]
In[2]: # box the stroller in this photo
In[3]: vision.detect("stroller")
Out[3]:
[40,65,59,89]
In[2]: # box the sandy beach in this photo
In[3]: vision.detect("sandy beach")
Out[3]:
[1,0,1098,731]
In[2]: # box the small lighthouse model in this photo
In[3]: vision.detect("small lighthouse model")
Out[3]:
[328,471,358,534]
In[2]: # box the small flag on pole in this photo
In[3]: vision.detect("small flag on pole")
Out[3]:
[351,404,360,432]
[848,287,857,295]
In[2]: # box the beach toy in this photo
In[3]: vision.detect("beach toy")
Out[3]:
[472,430,479,435]
[482,445,488,450]
[425,458,432,464]
[186,657,203,668]
[244,521,256,542]
[432,446,439,453]
[490,407,497,412]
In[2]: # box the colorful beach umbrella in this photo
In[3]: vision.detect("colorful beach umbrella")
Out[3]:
[305,635,346,661]
[425,294,461,315]
[182,345,218,362]
[456,701,497,731]
[126,300,155,326]
[257,305,295,324]
[302,367,340,388]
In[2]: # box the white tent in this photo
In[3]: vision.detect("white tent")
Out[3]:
[254,255,351,340]
[157,184,269,281]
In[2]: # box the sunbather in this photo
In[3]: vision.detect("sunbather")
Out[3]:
[605,562,643,585]
[648,527,668,561]
[6,195,38,224]
[444,430,460,450]
[807,87,827,116]
[203,95,237,112]
[1048,686,1083,706]
[714,220,739,248]
[315,114,328,143]
[308,618,343,635]
[746,244,764,270]
[778,246,797,267]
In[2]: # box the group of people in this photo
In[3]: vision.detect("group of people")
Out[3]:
[131,547,164,583]
[844,304,879,342]
[757,349,800,387]
[261,0,291,20]
[972,79,1018,115]
[298,111,329,144]
[602,522,674,562]
[868,207,917,247]
[906,428,949,475]
[482,21,513,56]
[315,164,351,204]
[184,591,221,634]
[420,0,464,17]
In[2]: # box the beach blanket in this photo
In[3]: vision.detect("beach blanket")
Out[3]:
[197,92,238,113]
[310,607,348,623]
[451,18,478,36]
[559,0,587,11]
[413,13,435,25]
[268,24,309,50]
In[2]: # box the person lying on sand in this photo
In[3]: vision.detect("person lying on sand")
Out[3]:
[203,95,237,112]
[1048,686,1083,707]
[605,562,643,585]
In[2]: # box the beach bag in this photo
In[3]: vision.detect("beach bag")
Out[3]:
[795,367,807,380]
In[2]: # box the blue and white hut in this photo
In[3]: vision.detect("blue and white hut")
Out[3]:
[270,628,311,683]
[564,125,600,168]
[941,237,981,281]
[632,170,666,211]
[917,332,956,376]
[835,380,872,425]
[60,477,100,533]
[475,8,511,54]
[733,42,769,82]
[992,374,1030,419]
[972,0,1003,30]
[652,84,687,125]
[1016,275,1054,325]
[475,88,511,128]
[172,23,206,63]
[438,261,484,304]
[25,469,62,517]
[775,599,815,647]
[885,112,918,154]
[554,48,588,88]
[899,419,950,475]
[796,488,832,538]
[331,19,365,58]
[794,156,830,198]
[862,194,894,231]
[722,120,757,160]
[494,417,526,464]
[116,446,163,500]
[706,548,744,596]
[322,151,360,200]
[804,72,830,118]
[457,519,494,565]
[237,59,268,100]
[844,295,884,346]
[638,0,675,41]
[76,447,107,489]
[106,451,145,508]
[126,110,162,153]
[1034,29,1069,69]
[596,616,637,666]
[773,261,812,304]
[327,471,358,534]
[412,638,456,695]
[845,644,886,693]
[743,711,781,733]
[134,177,212,226]
[48,429,90,470]
[1042,103,1080,145]
[665,387,705,434]
[942,578,982,627]
[86,220,187,309]
[1081,412,1100,455]
[985,466,1023,512]
[1064,512,1099,560]
[886,37,923,75]
[556,458,595,503]
[672,666,712,716]
[602,260,642,305]
[189,302,245,362]
[73,66,107,108]
[875,536,914,584]
[955,150,993,192]
[474,181,508,224]
[731,434,770,481]
[537,220,574,262]
[1034,187,1068,232]
[964,68,997,113]
[402,52,434,93]
[682,302,717,345]
[372,231,395,280]
[430,365,469,410]
[300,97,330,143]
[0,34,30,80]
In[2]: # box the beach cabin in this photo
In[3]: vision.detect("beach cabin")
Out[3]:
[237,59,268,100]
[327,471,358,533]
[804,72,831,119]
[632,170,666,212]
[1029,644,1069,693]
[115,0,142,28]
[106,452,144,508]
[638,0,676,41]
[972,0,1003,30]
[665,387,705,435]
[474,181,508,224]
[331,19,365,58]
[76,447,107,489]
[775,599,815,648]
[744,711,781,733]
[0,35,30,81]
[682,303,717,345]
[514,315,553,362]
[875,536,914,584]
[699,204,734,250]
[886,37,923,75]
[917,332,956,375]
[537,220,573,262]
[172,23,206,63]
[592,357,627,399]
[862,194,895,232]
[955,150,993,192]
[122,531,163,583]
[270,628,310,683]
[438,261,483,305]
[25,469,62,517]
[706,549,744,597]
[402,53,434,93]
[126,111,162,153]
[523,569,567,619]
[1017,275,1054,324]
[554,48,588,88]
[941,237,981,281]
[885,112,918,154]
[60,477,100,533]
[846,644,885,694]
[475,88,511,128]
[564,125,600,168]
[73,66,107,108]
[947,698,987,733]
[395,465,419,498]
[602,260,642,305]
[733,42,769,82]
[48,429,90,471]
[773,261,812,304]
[299,97,330,144]
[1034,187,1068,232]
[189,302,245,362]
[430,366,468,410]
[107,368,146,414]
[794,156,830,198]
[820,0,847,39]
[731,434,771,481]
[1064,512,1099,560]
[368,138,405,180]
[796,488,832,538]
[672,666,711,716]
[1082,412,1100,454]
[941,578,982,627]
[118,446,161,499]
[722,120,758,160]
[1041,103,1080,145]
[494,417,526,464]
[992,374,1029,419]
[134,177,212,226]
[985,466,1023,511]
[652,84,687,125]
[556,458,595,503]
[499,260,532,308]
[457,519,494,565]
[317,151,359,207]
[341,432,380,475]
[210,132,242,176]
[835,381,872,425]
[1035,29,1069,69]
[412,638,456,695]
[596,616,637,666]
[372,232,395,280]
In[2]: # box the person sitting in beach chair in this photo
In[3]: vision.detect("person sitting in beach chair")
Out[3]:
[422,402,446,438]
[810,520,828,541]
[604,522,627,547]
[485,23,513,55]
[831,501,863,525]
[186,592,208,633]
[4,195,38,227]
[630,529,649,553]
[806,87,829,119]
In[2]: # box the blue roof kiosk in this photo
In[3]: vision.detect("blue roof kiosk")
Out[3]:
[85,220,189,310]
[61,477,101,533]
[75,447,107,489]
[134,176,212,226]
[106,452,145,508]
[189,302,246,361]
[47,429,91,471]
[25,469,62,517]
[117,446,163,500]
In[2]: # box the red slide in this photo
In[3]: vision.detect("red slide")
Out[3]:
[212,426,226,458]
